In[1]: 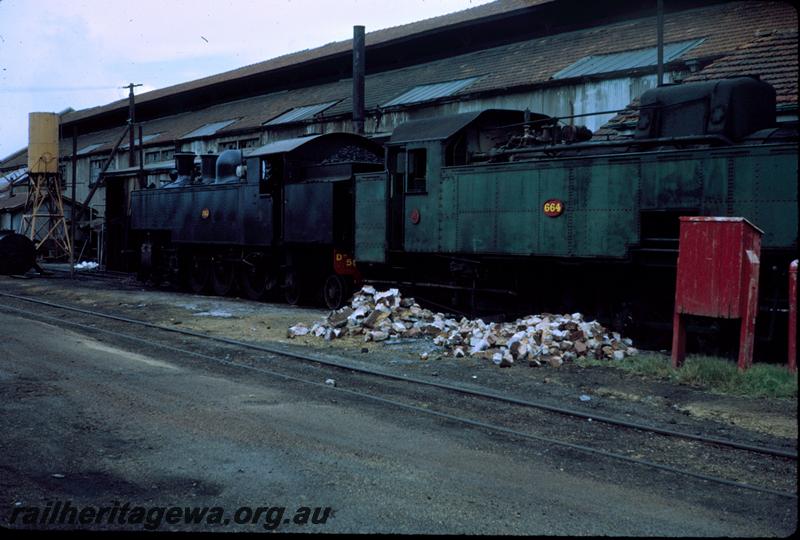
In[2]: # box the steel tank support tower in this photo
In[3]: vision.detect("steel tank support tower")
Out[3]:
[19,112,72,260]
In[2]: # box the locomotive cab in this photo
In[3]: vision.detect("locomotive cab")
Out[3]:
[356,109,551,262]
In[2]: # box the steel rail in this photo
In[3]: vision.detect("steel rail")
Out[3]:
[0,300,795,500]
[0,290,796,461]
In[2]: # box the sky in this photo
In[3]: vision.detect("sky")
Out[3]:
[0,0,493,160]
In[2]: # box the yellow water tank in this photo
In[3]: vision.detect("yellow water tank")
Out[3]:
[27,112,59,174]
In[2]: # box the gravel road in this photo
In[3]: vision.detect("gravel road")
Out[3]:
[0,309,796,534]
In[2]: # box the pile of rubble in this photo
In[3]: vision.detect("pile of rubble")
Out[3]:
[288,286,638,367]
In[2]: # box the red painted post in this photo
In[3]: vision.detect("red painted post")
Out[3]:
[671,310,687,368]
[789,260,797,373]
[737,250,760,370]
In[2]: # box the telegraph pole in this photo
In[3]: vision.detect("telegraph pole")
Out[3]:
[122,83,143,167]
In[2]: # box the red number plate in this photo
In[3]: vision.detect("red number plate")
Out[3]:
[543,199,564,217]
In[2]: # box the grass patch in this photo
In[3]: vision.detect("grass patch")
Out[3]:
[576,353,798,399]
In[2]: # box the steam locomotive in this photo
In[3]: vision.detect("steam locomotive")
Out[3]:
[130,132,384,307]
[129,77,798,351]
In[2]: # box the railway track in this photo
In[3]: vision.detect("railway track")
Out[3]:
[0,289,796,500]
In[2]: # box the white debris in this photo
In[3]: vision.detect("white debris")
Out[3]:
[325,379,336,387]
[194,310,234,318]
[370,330,389,342]
[74,261,99,270]
[392,321,408,334]
[547,356,564,368]
[292,285,638,368]
[287,324,310,337]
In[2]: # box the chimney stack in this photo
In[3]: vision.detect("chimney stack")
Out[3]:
[352,25,365,134]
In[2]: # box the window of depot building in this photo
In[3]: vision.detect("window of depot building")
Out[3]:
[238,138,259,149]
[220,138,260,151]
[161,149,174,161]
[90,157,109,182]
[406,149,427,194]
[145,151,161,164]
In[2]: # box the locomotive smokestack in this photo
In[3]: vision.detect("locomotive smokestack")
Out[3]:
[352,25,365,134]
[201,154,217,184]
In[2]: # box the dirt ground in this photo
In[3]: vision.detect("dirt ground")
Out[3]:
[2,271,797,446]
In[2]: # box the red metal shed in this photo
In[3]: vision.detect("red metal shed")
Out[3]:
[671,217,762,370]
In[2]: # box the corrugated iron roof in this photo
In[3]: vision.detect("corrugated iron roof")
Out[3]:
[59,0,550,126]
[264,101,341,126]
[381,77,480,108]
[120,132,163,150]
[553,39,706,79]
[103,159,176,177]
[248,132,383,157]
[598,28,799,139]
[77,142,108,155]
[0,167,28,186]
[182,119,239,139]
[246,134,323,156]
[388,109,544,143]
[0,194,26,212]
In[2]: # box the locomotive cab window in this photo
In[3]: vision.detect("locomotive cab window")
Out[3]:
[406,149,427,194]
[390,150,406,174]
[388,149,406,197]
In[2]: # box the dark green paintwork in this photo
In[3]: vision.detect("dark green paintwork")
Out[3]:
[354,172,389,263]
[355,141,797,261]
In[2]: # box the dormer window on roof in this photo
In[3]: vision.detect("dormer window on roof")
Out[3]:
[552,38,706,80]
[381,77,480,108]
[182,119,238,139]
[264,101,341,126]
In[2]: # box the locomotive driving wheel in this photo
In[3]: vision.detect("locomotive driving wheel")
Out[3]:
[187,255,211,294]
[322,274,351,310]
[238,262,275,301]
[211,258,236,296]
[283,271,302,305]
